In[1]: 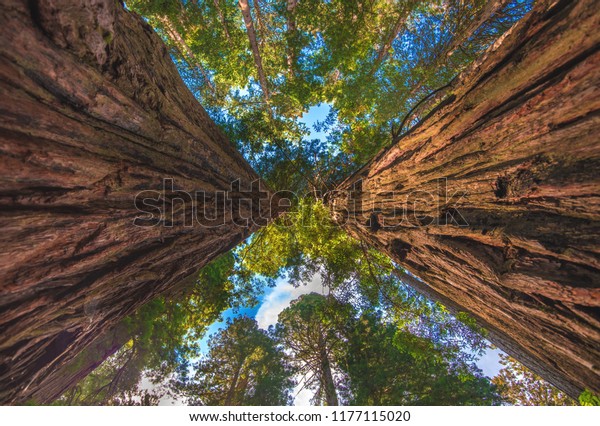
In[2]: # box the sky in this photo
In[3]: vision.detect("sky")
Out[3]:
[300,103,331,141]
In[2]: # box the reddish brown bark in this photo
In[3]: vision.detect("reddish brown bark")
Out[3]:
[330,0,600,398]
[0,0,280,404]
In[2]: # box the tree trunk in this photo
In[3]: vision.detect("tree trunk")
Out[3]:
[224,362,243,405]
[318,333,338,406]
[238,0,270,102]
[370,9,409,75]
[329,0,600,398]
[156,15,216,93]
[0,0,281,404]
[285,0,298,77]
[445,0,512,59]
[212,0,233,44]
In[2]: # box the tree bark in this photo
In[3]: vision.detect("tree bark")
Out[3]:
[0,0,281,404]
[285,0,298,77]
[370,10,409,75]
[238,0,270,102]
[329,0,600,398]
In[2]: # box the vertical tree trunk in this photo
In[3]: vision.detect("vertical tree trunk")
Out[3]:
[0,0,281,404]
[238,0,270,102]
[318,333,338,406]
[224,362,243,405]
[212,0,233,44]
[330,0,600,398]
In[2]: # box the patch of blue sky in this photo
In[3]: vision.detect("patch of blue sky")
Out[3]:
[299,103,331,142]
[197,273,325,354]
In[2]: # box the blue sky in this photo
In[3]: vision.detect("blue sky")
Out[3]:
[300,103,331,141]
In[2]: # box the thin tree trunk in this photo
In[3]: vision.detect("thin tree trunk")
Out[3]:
[238,0,270,102]
[370,11,409,75]
[224,362,243,405]
[0,0,282,404]
[318,333,338,405]
[156,16,216,93]
[212,0,232,44]
[252,0,266,49]
[330,0,600,398]
[286,0,298,77]
[445,0,512,59]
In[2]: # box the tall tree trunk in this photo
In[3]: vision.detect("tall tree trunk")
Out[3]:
[224,362,243,406]
[238,0,270,102]
[318,333,338,406]
[0,0,281,404]
[252,0,266,50]
[285,0,298,77]
[329,0,600,398]
[370,10,410,75]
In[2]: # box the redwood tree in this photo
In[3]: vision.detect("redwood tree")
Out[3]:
[330,0,600,398]
[0,0,281,404]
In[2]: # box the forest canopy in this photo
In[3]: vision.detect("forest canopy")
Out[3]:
[47,0,583,406]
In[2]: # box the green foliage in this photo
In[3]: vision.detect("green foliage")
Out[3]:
[276,293,353,405]
[276,294,499,406]
[345,311,500,405]
[174,317,294,406]
[127,0,531,187]
[238,198,361,286]
[492,354,576,406]
[579,389,600,406]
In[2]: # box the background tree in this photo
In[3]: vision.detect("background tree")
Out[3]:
[492,354,576,406]
[174,317,294,406]
[343,311,500,405]
[276,293,354,405]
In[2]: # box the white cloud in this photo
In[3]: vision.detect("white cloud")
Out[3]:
[292,378,314,406]
[255,273,325,330]
[476,345,504,378]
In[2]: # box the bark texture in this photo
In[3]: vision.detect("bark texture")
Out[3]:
[330,0,600,398]
[0,0,280,404]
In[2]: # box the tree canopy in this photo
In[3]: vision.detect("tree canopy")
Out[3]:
[50,0,578,407]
